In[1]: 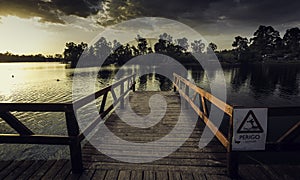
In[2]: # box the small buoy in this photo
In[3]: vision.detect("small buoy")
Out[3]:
[12,75,14,78]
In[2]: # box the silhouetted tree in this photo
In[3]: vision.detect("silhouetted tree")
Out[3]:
[250,25,282,58]
[208,42,217,52]
[191,40,205,53]
[94,37,112,61]
[283,27,300,58]
[63,42,87,67]
[136,35,148,55]
[175,38,189,52]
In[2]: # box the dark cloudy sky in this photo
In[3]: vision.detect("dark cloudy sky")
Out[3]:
[0,0,300,55]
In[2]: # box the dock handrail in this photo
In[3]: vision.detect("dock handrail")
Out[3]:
[0,74,136,173]
[173,73,300,178]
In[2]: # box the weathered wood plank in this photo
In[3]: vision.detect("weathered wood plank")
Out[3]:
[130,170,143,180]
[143,171,155,180]
[117,170,131,180]
[92,169,107,180]
[29,160,56,180]
[0,160,24,179]
[16,160,46,180]
[169,171,181,180]
[103,170,119,180]
[5,160,33,179]
[156,171,168,180]
[41,160,67,179]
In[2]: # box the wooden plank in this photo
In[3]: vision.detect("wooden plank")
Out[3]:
[169,171,181,180]
[104,170,119,180]
[29,160,56,180]
[92,169,107,180]
[180,172,194,180]
[76,169,95,180]
[17,160,46,180]
[143,171,155,180]
[192,173,206,180]
[118,170,131,180]
[0,161,13,171]
[54,160,72,179]
[41,160,67,179]
[156,171,168,180]
[5,160,33,179]
[0,161,24,179]
[205,174,231,180]
[130,170,143,180]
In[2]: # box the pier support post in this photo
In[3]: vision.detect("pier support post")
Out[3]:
[227,151,239,178]
[65,108,83,174]
[227,114,239,179]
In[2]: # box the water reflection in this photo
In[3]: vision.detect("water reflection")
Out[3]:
[94,64,300,105]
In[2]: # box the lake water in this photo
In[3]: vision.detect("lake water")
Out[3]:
[0,62,299,160]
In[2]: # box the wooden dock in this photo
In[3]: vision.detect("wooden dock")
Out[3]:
[1,74,300,179]
[0,91,300,179]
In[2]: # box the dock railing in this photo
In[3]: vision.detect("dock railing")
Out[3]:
[173,73,300,178]
[0,74,136,173]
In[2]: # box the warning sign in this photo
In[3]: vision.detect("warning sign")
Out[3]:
[232,108,268,151]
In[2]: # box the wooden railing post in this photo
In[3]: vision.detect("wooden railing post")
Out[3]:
[227,114,239,178]
[131,77,136,92]
[120,83,125,109]
[65,107,83,174]
[185,85,189,109]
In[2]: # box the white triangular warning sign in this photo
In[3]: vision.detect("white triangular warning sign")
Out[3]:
[237,110,263,133]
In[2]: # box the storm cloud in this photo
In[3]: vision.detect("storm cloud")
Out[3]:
[0,0,103,23]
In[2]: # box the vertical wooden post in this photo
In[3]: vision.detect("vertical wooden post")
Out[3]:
[185,85,189,109]
[131,77,136,92]
[227,114,239,178]
[173,76,177,92]
[65,107,83,173]
[120,83,125,109]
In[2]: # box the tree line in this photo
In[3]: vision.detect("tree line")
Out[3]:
[0,52,63,63]
[63,33,218,68]
[219,25,300,63]
[64,25,300,67]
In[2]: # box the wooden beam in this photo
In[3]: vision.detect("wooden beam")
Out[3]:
[276,121,300,143]
[0,134,71,145]
[0,103,70,112]
[0,112,34,135]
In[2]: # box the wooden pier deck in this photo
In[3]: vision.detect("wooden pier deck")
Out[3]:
[1,91,300,179]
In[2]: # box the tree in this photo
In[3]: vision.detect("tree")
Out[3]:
[283,27,300,56]
[208,42,217,52]
[232,36,251,62]
[191,40,205,53]
[232,36,249,51]
[250,25,282,56]
[175,38,189,52]
[94,37,112,60]
[63,42,87,67]
[136,35,148,55]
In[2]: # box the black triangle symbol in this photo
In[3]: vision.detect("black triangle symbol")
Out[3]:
[237,110,264,133]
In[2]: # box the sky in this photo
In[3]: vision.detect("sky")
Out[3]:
[0,0,300,55]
